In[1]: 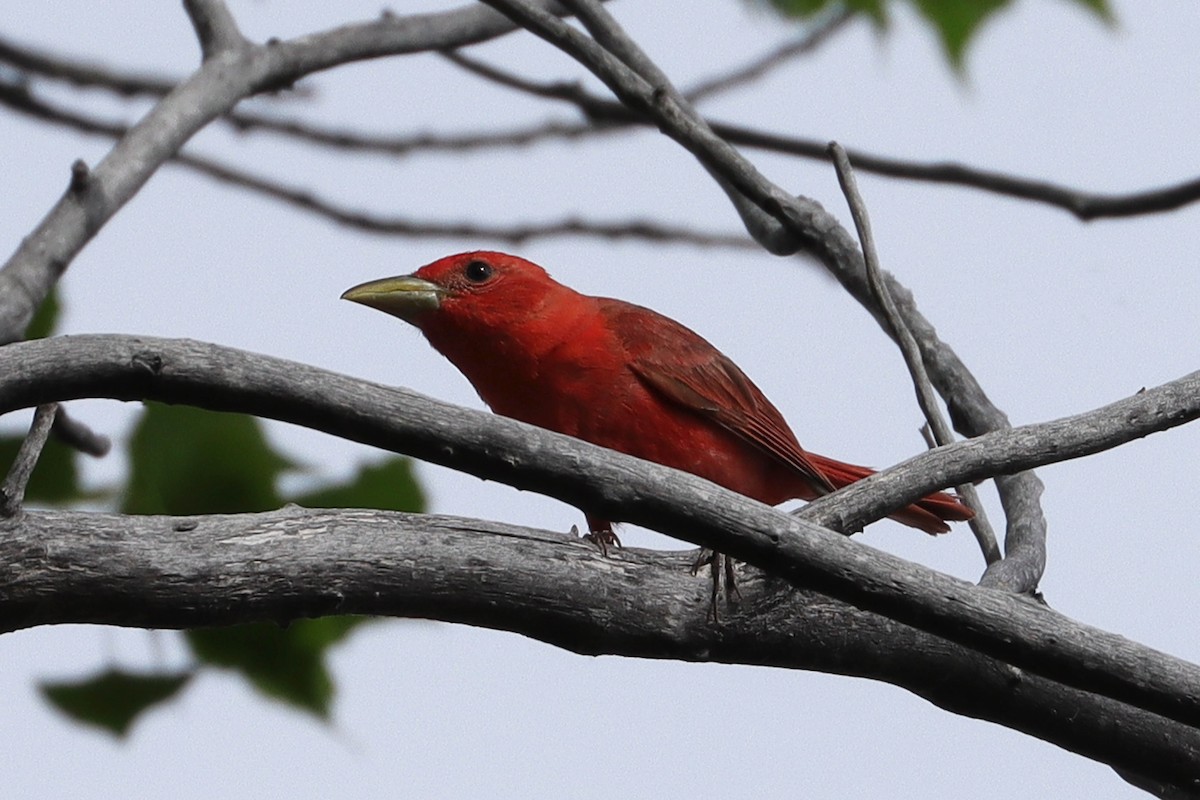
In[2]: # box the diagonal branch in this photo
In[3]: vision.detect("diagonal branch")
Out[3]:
[4,16,1194,220]
[443,50,1200,221]
[682,9,854,102]
[1,506,1197,788]
[2,334,1200,730]
[830,142,1001,568]
[0,0,609,345]
[0,33,179,97]
[0,404,58,517]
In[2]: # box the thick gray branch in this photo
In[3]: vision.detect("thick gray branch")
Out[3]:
[1,507,1198,789]
[1,334,1200,729]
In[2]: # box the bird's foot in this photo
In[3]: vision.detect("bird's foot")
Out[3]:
[690,548,740,622]
[573,524,622,557]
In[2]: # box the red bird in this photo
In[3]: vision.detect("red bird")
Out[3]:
[342,251,972,550]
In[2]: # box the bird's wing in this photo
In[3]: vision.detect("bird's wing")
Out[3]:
[602,300,835,493]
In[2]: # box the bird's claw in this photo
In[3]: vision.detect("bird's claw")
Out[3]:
[574,524,622,557]
[691,548,740,622]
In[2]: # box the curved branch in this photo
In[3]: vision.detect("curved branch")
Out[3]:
[724,127,1200,221]
[2,335,1200,730]
[1,506,1198,788]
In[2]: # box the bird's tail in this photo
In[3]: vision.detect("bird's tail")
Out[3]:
[806,452,974,534]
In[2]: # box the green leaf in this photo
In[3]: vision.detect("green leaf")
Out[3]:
[40,669,192,737]
[0,433,82,504]
[759,0,886,23]
[185,617,369,719]
[762,0,838,15]
[122,403,292,515]
[911,0,1009,68]
[1071,0,1114,24]
[754,0,1114,67]
[26,288,60,339]
[292,456,426,513]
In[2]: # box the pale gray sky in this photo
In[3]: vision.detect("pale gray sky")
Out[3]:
[2,1,1197,797]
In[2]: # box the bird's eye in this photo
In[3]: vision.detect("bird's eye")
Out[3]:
[464,260,494,283]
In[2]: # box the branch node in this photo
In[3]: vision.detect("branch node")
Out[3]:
[68,159,91,194]
[131,350,164,374]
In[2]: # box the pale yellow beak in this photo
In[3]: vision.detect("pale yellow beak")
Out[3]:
[341,275,446,324]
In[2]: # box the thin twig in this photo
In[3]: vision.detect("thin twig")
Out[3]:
[0,34,179,97]
[0,0,589,342]
[830,142,1001,566]
[0,404,59,517]
[5,507,1200,788]
[683,9,853,102]
[225,110,602,154]
[52,407,112,458]
[0,82,753,250]
[441,51,1200,221]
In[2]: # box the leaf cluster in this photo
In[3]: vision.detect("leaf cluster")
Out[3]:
[761,0,1112,67]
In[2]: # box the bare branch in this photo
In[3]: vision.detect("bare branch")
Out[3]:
[442,50,614,112]
[0,33,179,97]
[0,404,58,517]
[1,507,1198,788]
[442,51,1200,221]
[980,473,1048,591]
[796,368,1200,532]
[2,335,1200,728]
[830,142,1001,568]
[5,22,1193,219]
[183,0,249,61]
[51,407,111,458]
[722,127,1200,221]
[0,0,612,344]
[224,110,600,155]
[682,10,854,102]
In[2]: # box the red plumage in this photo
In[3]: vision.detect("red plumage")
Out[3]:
[344,250,973,539]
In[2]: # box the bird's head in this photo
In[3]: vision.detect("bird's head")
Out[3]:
[341,251,564,331]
